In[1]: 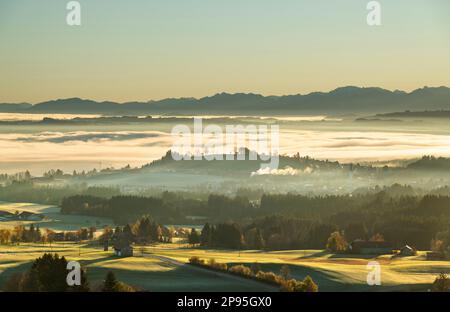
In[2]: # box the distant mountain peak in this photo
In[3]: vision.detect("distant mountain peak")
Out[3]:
[1,86,449,115]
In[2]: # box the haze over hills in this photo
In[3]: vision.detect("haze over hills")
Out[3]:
[374,110,450,118]
[80,150,450,194]
[1,86,450,116]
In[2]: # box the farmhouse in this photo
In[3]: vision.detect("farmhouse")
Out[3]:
[18,211,45,221]
[0,210,14,221]
[398,245,416,256]
[349,240,393,255]
[113,241,134,257]
[0,210,45,222]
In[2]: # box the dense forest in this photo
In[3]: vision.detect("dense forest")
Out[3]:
[60,189,450,251]
[2,169,450,251]
[0,180,120,205]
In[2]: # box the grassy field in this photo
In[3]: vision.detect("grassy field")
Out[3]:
[0,242,273,292]
[1,241,449,292]
[0,202,112,232]
[1,202,449,292]
[144,243,450,292]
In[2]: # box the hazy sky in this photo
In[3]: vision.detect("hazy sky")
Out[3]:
[1,0,449,103]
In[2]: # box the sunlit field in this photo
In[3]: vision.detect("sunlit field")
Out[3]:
[0,243,274,292]
[1,242,449,292]
[140,243,449,292]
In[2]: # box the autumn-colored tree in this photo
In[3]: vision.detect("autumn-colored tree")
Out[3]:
[326,231,348,253]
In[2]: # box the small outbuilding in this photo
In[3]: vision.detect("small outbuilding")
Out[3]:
[113,241,133,257]
[398,245,416,256]
[18,211,45,221]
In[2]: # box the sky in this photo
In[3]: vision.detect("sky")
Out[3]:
[1,0,449,103]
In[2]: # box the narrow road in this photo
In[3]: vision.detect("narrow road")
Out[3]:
[144,253,279,292]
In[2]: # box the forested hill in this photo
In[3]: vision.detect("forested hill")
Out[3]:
[407,156,450,171]
[141,150,355,174]
[143,151,450,174]
[375,110,450,118]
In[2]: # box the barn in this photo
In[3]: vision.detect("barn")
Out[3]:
[350,240,393,255]
[113,241,134,257]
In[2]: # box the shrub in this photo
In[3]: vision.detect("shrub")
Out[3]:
[297,276,319,292]
[207,258,227,271]
[280,276,319,292]
[432,273,450,292]
[256,271,284,285]
[189,257,227,271]
[280,279,300,292]
[229,265,252,277]
[186,256,319,292]
[189,256,205,265]
[207,258,217,266]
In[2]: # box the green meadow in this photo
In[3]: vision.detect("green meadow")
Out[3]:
[1,241,449,292]
[143,243,450,292]
[1,202,449,292]
[0,242,271,292]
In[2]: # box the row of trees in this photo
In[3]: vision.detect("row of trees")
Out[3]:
[59,190,450,250]
[188,257,318,292]
[0,181,120,205]
[0,224,43,244]
[5,184,437,251]
[100,216,172,245]
[0,171,31,182]
[197,214,450,252]
[0,225,97,245]
[197,218,335,250]
[197,223,244,249]
[60,193,257,224]
[61,195,175,224]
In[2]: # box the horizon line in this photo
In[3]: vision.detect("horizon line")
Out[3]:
[2,85,449,106]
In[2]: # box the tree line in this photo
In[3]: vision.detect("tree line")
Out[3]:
[100,216,173,246]
[56,189,450,251]
[0,224,97,245]
[0,181,120,205]
[188,256,318,292]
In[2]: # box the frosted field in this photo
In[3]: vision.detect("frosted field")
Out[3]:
[0,202,112,232]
